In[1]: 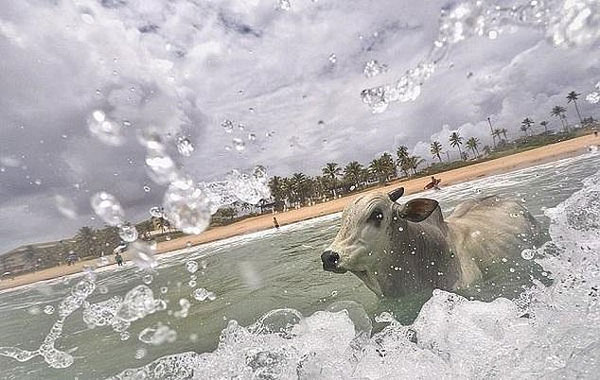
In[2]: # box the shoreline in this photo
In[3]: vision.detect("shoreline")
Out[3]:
[1,134,598,291]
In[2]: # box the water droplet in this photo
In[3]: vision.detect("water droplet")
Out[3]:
[129,242,157,270]
[328,53,337,64]
[186,261,198,274]
[248,133,256,141]
[92,110,105,122]
[138,323,177,346]
[521,249,535,260]
[188,280,197,288]
[363,59,388,78]
[488,30,498,39]
[160,287,168,294]
[134,348,146,359]
[176,137,194,157]
[149,206,163,218]
[374,311,395,323]
[163,181,211,235]
[54,195,77,219]
[278,0,291,11]
[586,92,600,104]
[221,119,234,133]
[90,192,124,226]
[43,305,55,315]
[145,149,180,185]
[142,274,153,285]
[143,185,151,193]
[119,224,138,242]
[88,112,124,146]
[192,288,216,301]
[174,298,191,318]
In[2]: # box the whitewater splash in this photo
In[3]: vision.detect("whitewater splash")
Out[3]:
[105,169,600,379]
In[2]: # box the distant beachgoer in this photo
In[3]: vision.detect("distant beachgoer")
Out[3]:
[595,130,598,137]
[115,252,124,266]
[424,176,441,190]
[273,216,280,229]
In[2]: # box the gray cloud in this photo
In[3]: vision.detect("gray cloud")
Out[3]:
[0,0,598,252]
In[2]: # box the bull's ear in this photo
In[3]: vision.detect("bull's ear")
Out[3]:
[397,198,438,222]
[388,187,404,202]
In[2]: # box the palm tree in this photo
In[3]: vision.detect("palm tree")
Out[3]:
[487,117,496,148]
[291,172,309,204]
[520,125,529,137]
[449,132,464,160]
[322,162,342,197]
[521,118,534,135]
[369,158,386,184]
[466,137,480,157]
[154,213,171,233]
[380,152,397,180]
[566,91,583,125]
[396,145,409,162]
[539,120,549,133]
[430,141,443,162]
[343,161,364,189]
[76,226,97,257]
[407,155,425,175]
[268,176,287,206]
[551,105,568,132]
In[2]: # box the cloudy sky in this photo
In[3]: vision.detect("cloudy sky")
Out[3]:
[0,0,598,252]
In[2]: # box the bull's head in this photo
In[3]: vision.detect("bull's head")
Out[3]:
[321,187,439,296]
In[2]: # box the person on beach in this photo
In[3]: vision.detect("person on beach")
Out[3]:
[115,252,124,266]
[273,216,280,229]
[424,176,441,190]
[113,241,127,266]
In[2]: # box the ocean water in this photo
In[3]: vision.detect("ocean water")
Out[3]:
[1,150,600,379]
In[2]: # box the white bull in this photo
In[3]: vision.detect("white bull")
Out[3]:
[321,187,540,297]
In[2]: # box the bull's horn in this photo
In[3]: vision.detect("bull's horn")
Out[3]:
[388,187,404,202]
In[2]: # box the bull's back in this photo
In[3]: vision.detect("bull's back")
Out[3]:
[445,196,540,286]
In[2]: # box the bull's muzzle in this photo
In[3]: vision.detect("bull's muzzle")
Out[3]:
[321,250,347,273]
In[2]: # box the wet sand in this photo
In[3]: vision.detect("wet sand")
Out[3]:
[1,134,598,291]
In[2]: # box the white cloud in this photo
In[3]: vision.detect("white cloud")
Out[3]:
[0,0,599,251]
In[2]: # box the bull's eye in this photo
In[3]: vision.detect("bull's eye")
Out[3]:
[368,209,384,226]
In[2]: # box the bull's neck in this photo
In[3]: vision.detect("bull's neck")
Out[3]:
[375,217,460,296]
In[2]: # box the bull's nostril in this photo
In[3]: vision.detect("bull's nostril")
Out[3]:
[321,250,340,268]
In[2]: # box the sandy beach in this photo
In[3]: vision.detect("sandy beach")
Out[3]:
[1,134,597,291]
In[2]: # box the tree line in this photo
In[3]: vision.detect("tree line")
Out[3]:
[269,90,596,209]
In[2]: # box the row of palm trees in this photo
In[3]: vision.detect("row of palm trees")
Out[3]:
[519,91,595,138]
[520,91,591,138]
[268,89,594,210]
